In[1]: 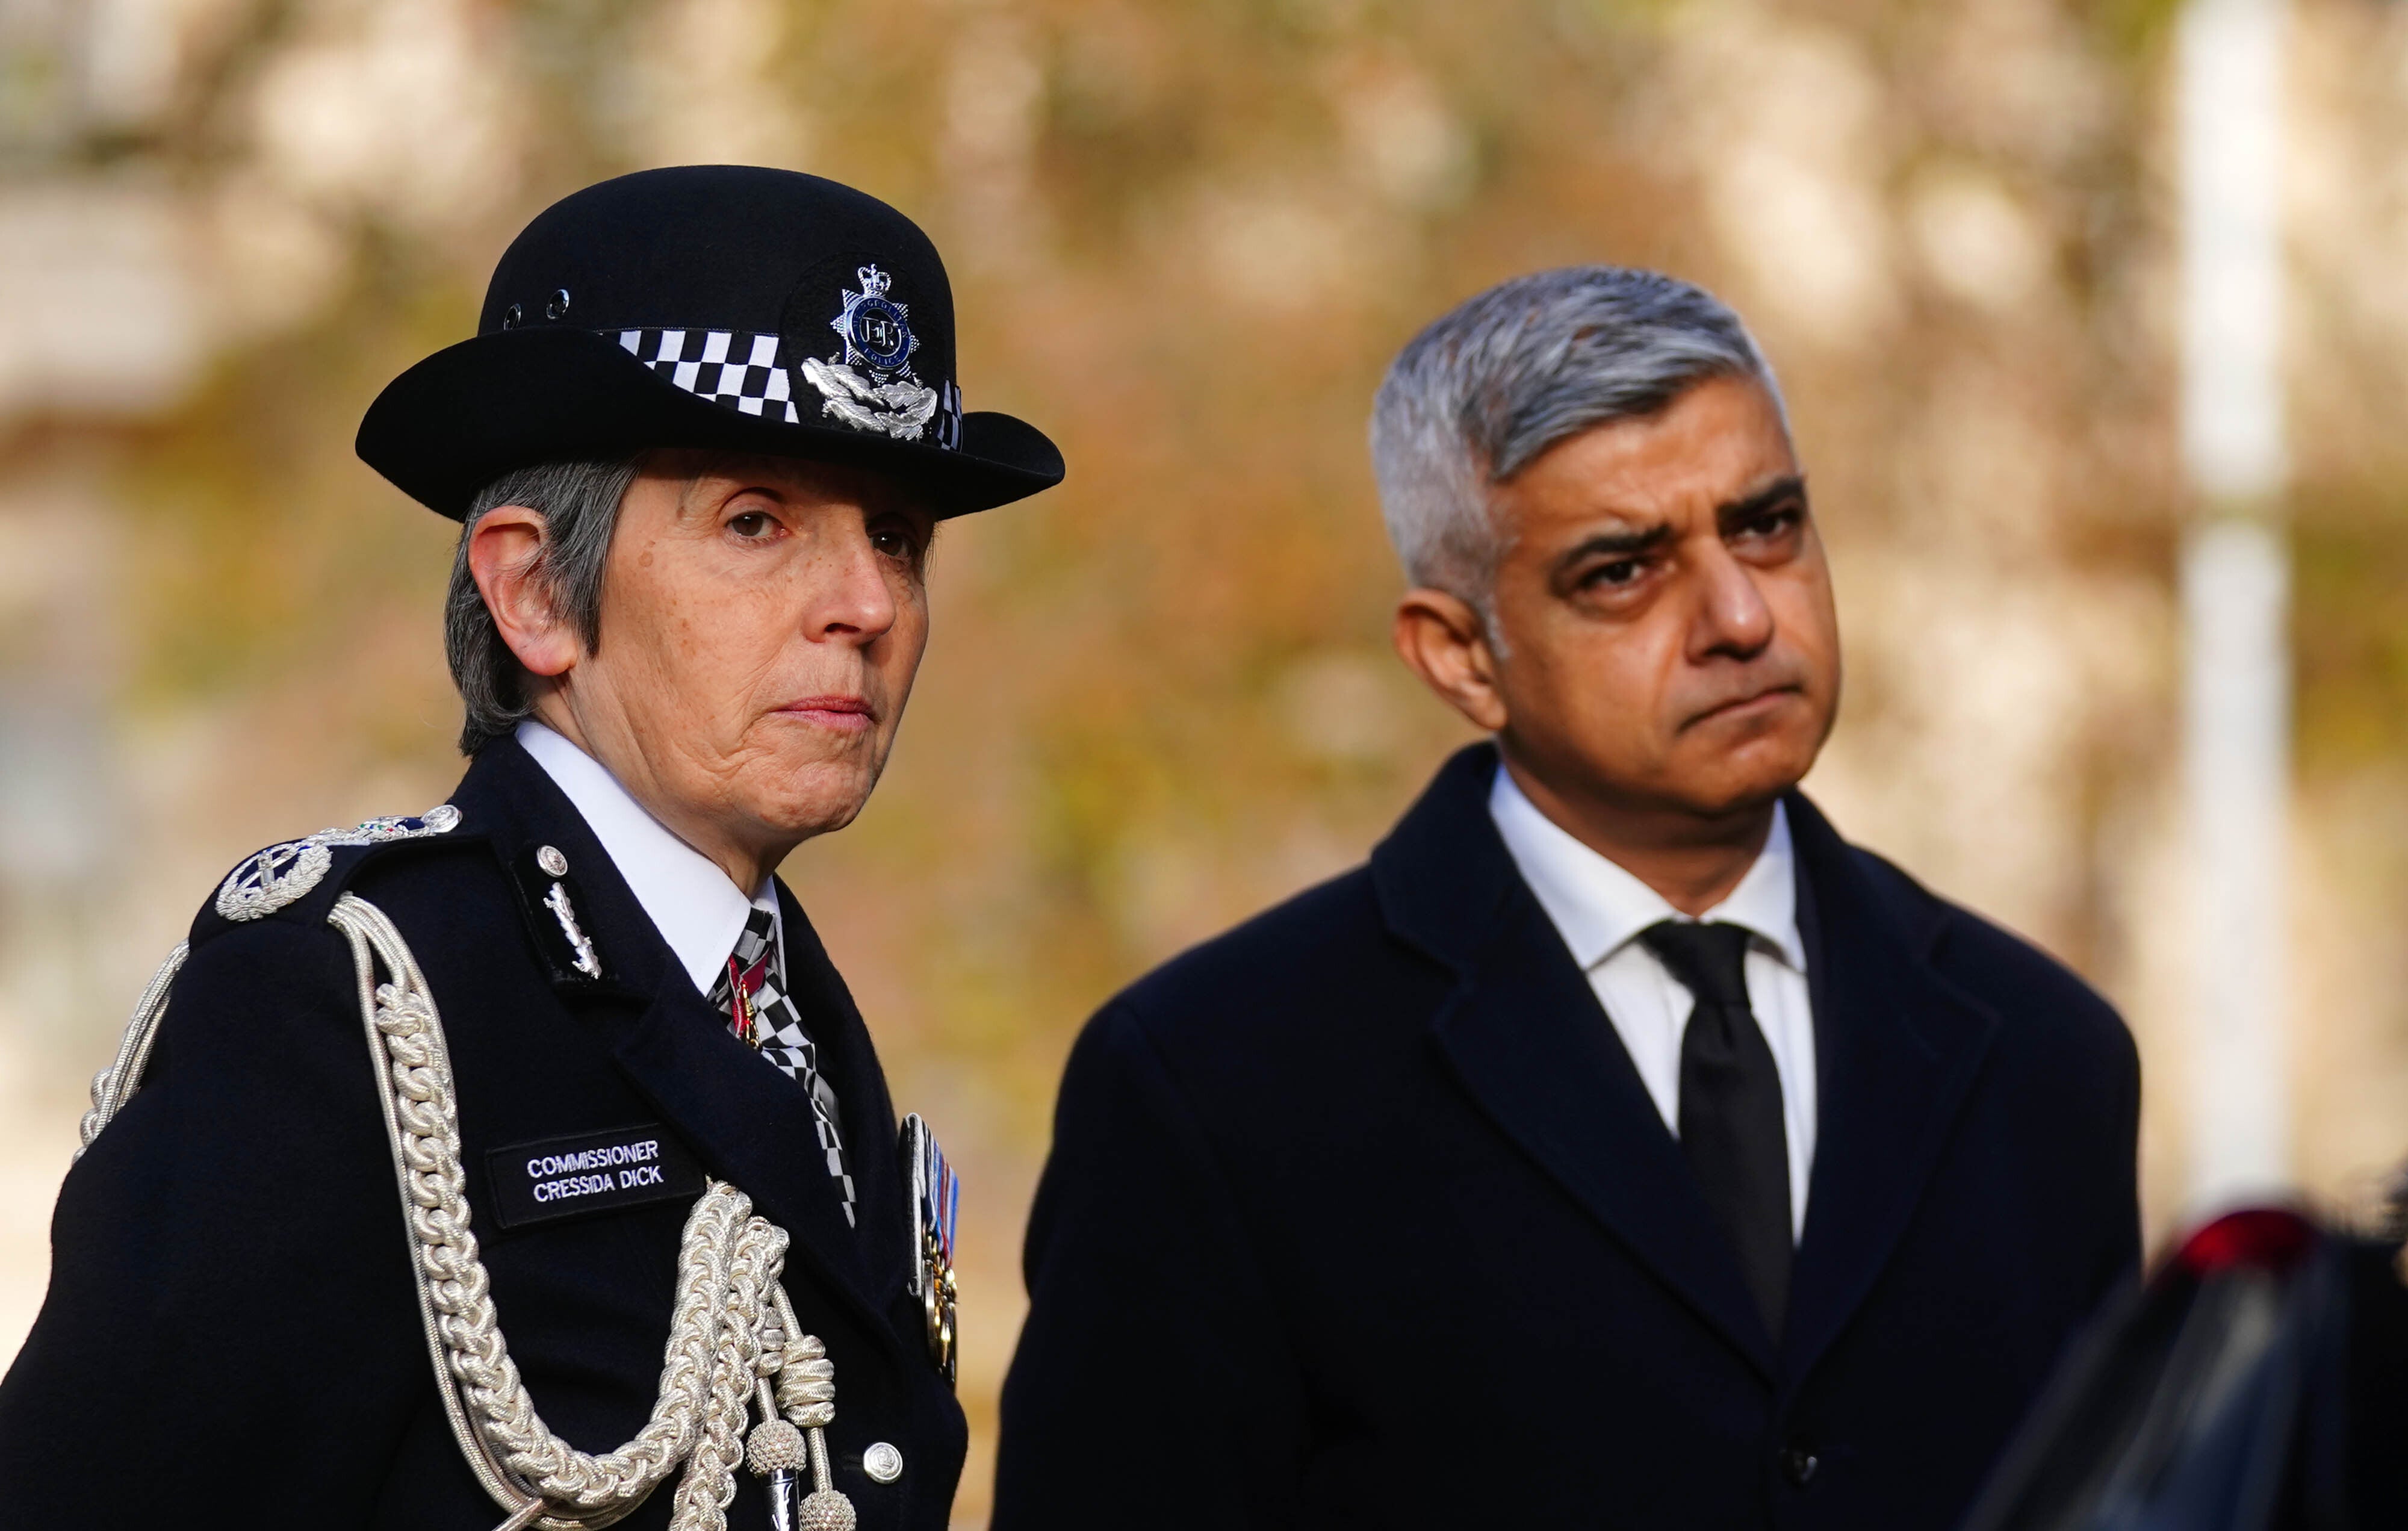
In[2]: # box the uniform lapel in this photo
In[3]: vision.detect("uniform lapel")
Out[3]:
[459,739,901,1352]
[1379,745,1778,1381]
[771,884,913,1309]
[585,963,886,1311]
[1780,793,2000,1391]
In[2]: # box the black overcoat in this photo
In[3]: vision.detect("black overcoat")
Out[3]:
[0,736,964,1529]
[995,743,2141,1530]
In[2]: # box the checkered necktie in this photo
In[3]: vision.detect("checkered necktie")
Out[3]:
[709,905,857,1228]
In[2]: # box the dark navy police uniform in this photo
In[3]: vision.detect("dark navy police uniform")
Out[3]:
[0,737,958,1528]
[0,166,1063,1529]
[996,744,2141,1530]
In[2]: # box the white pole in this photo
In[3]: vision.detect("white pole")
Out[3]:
[2177,0,2291,1210]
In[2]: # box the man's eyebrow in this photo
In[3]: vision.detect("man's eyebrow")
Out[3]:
[1556,521,1674,566]
[1716,474,1808,526]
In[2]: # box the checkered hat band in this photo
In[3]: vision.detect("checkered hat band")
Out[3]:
[615,328,801,423]
[611,326,967,450]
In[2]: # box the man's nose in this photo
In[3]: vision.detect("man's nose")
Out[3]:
[1689,541,1775,660]
[808,530,901,642]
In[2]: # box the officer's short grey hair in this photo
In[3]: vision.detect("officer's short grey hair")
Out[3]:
[1368,266,1784,620]
[445,458,642,755]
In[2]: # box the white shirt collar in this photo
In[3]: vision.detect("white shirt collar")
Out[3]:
[1488,762,1805,974]
[517,719,775,998]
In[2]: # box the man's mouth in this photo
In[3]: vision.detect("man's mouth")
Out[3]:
[1686,685,1799,729]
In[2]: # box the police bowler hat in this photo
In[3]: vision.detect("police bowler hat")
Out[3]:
[358,166,1064,519]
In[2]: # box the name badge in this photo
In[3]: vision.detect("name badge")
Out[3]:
[487,1123,706,1230]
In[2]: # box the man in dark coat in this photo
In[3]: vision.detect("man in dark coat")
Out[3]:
[995,269,2139,1530]
[0,166,1061,1530]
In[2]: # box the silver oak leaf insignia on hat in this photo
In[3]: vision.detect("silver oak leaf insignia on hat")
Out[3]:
[802,264,940,441]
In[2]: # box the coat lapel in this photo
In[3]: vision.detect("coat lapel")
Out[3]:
[1379,745,1778,1380]
[1432,889,1781,1379]
[458,739,904,1355]
[1780,793,2000,1390]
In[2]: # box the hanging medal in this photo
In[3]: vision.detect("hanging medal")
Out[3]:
[901,1113,960,1387]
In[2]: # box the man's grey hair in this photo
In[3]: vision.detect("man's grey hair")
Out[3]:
[444,458,642,755]
[1368,266,1784,616]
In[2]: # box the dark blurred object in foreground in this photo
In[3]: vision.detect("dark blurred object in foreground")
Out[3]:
[1961,1205,2408,1531]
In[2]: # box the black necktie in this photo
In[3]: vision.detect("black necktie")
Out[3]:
[1640,919,1792,1337]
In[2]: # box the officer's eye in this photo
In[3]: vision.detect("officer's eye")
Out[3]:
[870,526,918,563]
[728,510,779,540]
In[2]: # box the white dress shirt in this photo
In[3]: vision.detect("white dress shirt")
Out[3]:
[517,719,780,999]
[1489,765,1817,1239]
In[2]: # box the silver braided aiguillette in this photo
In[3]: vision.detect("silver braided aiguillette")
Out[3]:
[82,892,855,1531]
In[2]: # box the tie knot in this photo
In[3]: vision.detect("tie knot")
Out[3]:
[725,905,778,977]
[737,903,775,944]
[1640,919,1754,1008]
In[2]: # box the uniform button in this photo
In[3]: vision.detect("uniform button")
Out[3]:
[536,845,569,877]
[863,1441,903,1483]
[1780,1446,1819,1487]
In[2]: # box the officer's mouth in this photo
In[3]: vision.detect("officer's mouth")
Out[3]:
[775,695,877,733]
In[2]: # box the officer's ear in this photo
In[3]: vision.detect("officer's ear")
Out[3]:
[470,505,582,679]
[1393,584,1509,734]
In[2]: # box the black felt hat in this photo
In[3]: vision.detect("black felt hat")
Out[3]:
[358,166,1063,519]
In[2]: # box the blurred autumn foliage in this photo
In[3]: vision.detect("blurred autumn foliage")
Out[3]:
[7,1,2408,1521]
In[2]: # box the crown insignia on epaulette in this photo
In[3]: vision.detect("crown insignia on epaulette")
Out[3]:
[214,804,462,922]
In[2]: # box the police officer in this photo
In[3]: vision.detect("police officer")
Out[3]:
[0,166,1060,1531]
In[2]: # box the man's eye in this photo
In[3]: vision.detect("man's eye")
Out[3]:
[728,511,777,539]
[1586,559,1645,588]
[870,527,917,561]
[1733,506,1802,541]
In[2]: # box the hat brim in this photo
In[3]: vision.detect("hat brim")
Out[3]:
[357,328,1064,520]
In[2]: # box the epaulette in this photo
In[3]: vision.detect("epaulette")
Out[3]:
[89,801,476,1158]
[201,804,469,937]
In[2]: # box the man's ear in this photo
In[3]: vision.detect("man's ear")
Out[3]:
[468,506,581,679]
[1392,586,1509,733]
